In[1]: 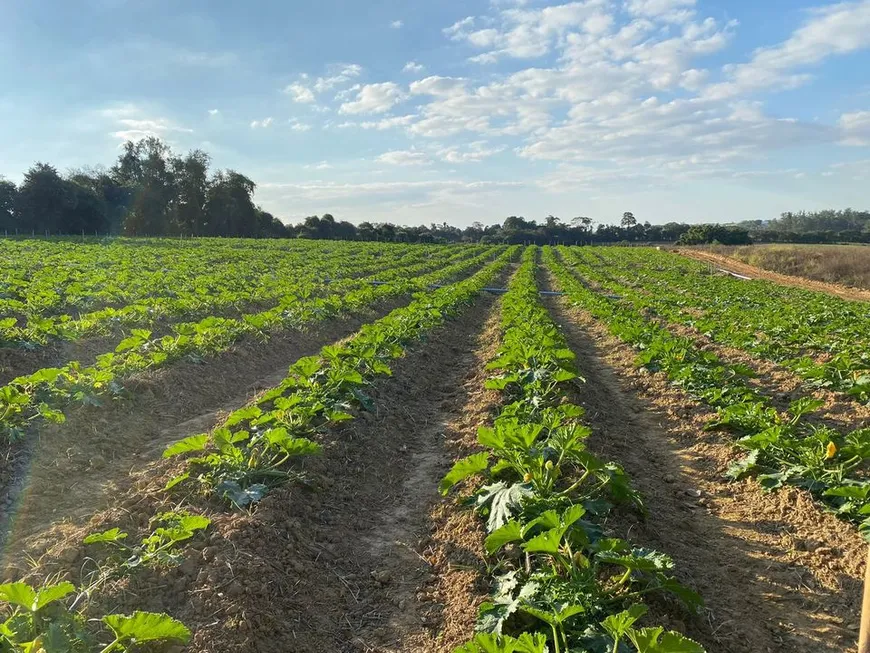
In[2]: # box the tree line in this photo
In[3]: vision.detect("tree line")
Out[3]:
[734,210,870,245]
[1,137,867,244]
[0,138,287,238]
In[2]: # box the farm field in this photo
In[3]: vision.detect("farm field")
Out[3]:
[0,239,868,653]
[689,244,870,300]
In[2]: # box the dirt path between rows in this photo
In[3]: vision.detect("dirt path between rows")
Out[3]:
[2,300,409,561]
[648,314,870,430]
[677,249,870,303]
[172,292,504,652]
[546,295,866,653]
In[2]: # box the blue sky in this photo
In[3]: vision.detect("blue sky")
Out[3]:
[2,0,870,227]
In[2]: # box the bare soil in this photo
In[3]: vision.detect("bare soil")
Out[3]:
[546,295,866,653]
[678,249,870,303]
[1,299,409,555]
[4,292,506,653]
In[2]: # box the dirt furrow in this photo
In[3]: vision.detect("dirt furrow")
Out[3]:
[211,293,504,653]
[2,299,410,556]
[4,291,506,653]
[546,295,865,653]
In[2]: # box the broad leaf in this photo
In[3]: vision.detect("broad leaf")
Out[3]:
[602,604,648,640]
[84,528,128,545]
[627,627,704,653]
[163,434,209,458]
[439,453,490,495]
[485,521,524,555]
[103,611,191,644]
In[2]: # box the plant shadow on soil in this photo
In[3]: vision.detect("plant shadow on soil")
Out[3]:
[544,294,864,653]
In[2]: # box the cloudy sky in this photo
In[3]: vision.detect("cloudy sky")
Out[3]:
[2,0,870,226]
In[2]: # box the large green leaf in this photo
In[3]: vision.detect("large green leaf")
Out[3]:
[475,482,533,532]
[522,527,565,555]
[103,611,190,644]
[601,604,649,640]
[439,453,490,495]
[484,521,524,555]
[163,433,209,458]
[83,528,128,545]
[33,583,76,611]
[627,627,704,652]
[455,632,548,653]
[0,582,37,610]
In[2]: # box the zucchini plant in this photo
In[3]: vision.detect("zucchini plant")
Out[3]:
[0,581,189,652]
[546,246,870,538]
[442,247,704,653]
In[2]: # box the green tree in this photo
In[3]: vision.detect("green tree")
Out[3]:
[15,163,71,234]
[169,150,210,235]
[0,177,17,231]
[113,138,175,235]
[205,171,258,237]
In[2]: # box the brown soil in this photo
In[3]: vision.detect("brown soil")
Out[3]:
[0,335,125,387]
[678,249,870,303]
[1,299,409,554]
[173,294,504,653]
[4,290,506,653]
[546,296,866,653]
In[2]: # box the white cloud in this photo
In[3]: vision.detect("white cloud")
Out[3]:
[840,110,870,145]
[250,117,274,129]
[445,2,614,63]
[437,141,505,163]
[703,1,870,100]
[361,115,417,130]
[625,0,696,23]
[402,61,426,73]
[289,118,311,132]
[101,105,193,142]
[284,64,362,104]
[313,64,363,93]
[443,16,476,39]
[409,76,468,96]
[376,150,430,166]
[259,179,523,202]
[208,108,220,116]
[284,83,316,103]
[303,161,333,170]
[339,82,407,114]
[390,19,404,29]
[679,68,708,90]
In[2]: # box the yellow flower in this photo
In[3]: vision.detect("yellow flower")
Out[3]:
[826,441,837,459]
[523,472,533,483]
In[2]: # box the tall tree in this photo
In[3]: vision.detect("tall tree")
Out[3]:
[169,150,210,235]
[15,163,70,234]
[0,178,16,231]
[114,137,175,235]
[205,171,258,237]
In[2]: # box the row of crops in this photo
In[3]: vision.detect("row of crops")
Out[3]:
[546,246,870,536]
[0,241,516,650]
[0,239,504,439]
[441,248,704,652]
[1,240,867,651]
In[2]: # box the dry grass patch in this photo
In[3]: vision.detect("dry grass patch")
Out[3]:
[708,244,870,290]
